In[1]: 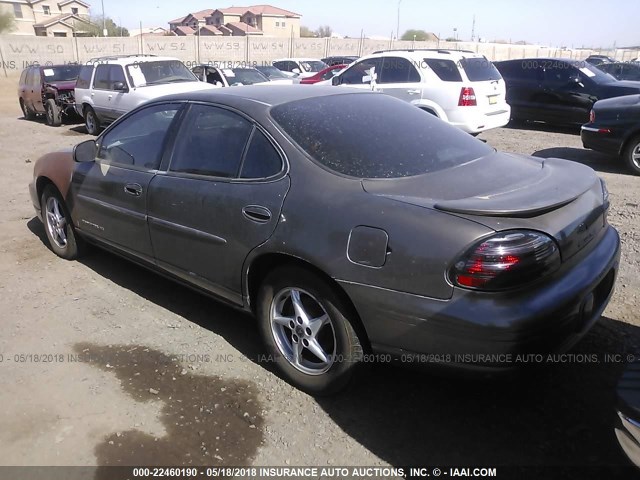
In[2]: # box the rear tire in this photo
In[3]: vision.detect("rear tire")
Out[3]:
[84,106,100,135]
[623,135,640,176]
[41,184,85,260]
[20,99,35,120]
[45,98,62,127]
[256,265,364,395]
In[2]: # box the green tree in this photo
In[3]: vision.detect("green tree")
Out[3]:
[85,16,129,37]
[0,11,16,34]
[401,29,432,41]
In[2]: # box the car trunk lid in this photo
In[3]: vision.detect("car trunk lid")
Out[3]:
[362,153,606,260]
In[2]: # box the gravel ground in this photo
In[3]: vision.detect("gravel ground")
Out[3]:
[0,77,639,479]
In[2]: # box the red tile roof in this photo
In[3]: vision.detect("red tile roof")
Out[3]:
[226,21,262,33]
[199,25,223,35]
[244,5,301,17]
[174,25,196,35]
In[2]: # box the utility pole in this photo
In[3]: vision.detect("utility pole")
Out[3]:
[396,0,402,40]
[101,0,107,36]
[471,14,476,42]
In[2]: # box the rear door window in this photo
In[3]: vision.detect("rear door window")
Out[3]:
[424,59,463,82]
[460,57,502,81]
[379,57,421,83]
[240,129,283,179]
[170,104,253,178]
[93,65,110,90]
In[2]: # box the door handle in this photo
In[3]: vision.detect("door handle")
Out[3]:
[407,89,421,95]
[242,205,272,223]
[124,183,142,196]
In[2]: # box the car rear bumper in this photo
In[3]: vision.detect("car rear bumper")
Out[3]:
[339,225,620,370]
[449,106,511,134]
[581,125,622,155]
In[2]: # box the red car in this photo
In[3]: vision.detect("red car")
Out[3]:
[300,64,347,85]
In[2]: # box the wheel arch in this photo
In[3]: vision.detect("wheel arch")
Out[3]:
[619,128,640,157]
[416,102,447,121]
[245,252,372,352]
[32,151,75,202]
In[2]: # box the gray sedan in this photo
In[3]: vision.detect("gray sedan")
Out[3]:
[29,86,620,394]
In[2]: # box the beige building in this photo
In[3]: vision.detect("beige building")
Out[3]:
[0,0,91,36]
[169,4,301,37]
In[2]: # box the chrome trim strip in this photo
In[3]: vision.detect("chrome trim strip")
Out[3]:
[148,216,227,245]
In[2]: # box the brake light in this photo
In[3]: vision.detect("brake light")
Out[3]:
[451,230,561,290]
[458,87,477,106]
[589,110,595,123]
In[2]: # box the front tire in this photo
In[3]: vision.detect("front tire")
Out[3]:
[84,106,100,135]
[41,184,84,260]
[45,98,62,127]
[257,266,364,395]
[623,135,640,176]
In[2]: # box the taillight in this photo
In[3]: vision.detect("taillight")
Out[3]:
[589,109,595,123]
[458,87,477,106]
[451,230,561,291]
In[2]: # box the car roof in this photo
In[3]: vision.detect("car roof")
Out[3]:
[153,84,372,108]
[367,49,485,60]
[495,57,578,64]
[273,58,323,62]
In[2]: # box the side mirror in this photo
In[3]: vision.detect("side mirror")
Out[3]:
[73,139,96,163]
[292,68,301,74]
[113,81,128,92]
[332,75,342,86]
[215,81,224,87]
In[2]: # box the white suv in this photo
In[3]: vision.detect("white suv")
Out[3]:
[75,55,216,134]
[331,49,510,134]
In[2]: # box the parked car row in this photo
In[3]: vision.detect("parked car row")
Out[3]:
[17,52,640,174]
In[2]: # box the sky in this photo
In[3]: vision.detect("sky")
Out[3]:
[98,0,638,48]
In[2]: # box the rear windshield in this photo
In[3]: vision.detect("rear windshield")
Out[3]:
[460,57,502,81]
[257,66,288,79]
[425,59,463,82]
[226,68,268,85]
[270,93,493,178]
[42,65,81,82]
[300,61,328,73]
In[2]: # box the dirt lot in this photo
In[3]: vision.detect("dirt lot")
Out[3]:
[0,76,639,479]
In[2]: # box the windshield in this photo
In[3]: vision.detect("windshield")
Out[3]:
[459,57,502,81]
[578,63,617,83]
[126,60,197,87]
[224,68,269,85]
[300,61,328,73]
[271,93,493,178]
[256,66,288,79]
[41,65,81,82]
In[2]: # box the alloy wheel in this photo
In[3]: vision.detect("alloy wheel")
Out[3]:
[632,144,640,170]
[270,288,336,375]
[45,196,67,248]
